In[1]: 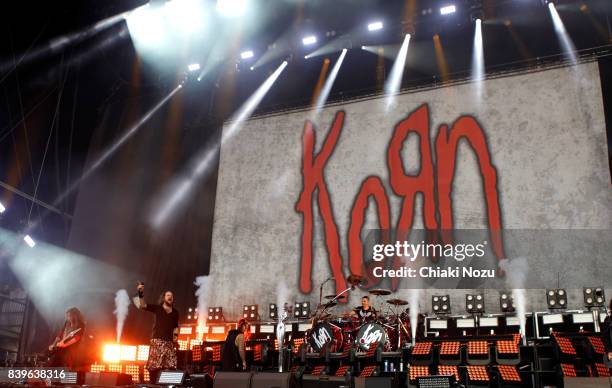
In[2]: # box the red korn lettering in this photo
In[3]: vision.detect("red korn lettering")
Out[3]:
[295,104,505,298]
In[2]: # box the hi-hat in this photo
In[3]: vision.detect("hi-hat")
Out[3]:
[386,298,409,306]
[369,288,392,296]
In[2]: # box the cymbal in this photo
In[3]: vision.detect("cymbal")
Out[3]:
[322,300,338,309]
[347,274,366,286]
[325,294,347,300]
[369,288,392,296]
[386,298,409,306]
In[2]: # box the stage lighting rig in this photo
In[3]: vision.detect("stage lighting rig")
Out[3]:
[583,287,605,308]
[367,21,383,31]
[187,307,198,321]
[269,303,278,319]
[432,295,451,314]
[546,289,567,309]
[208,307,224,322]
[302,36,317,46]
[466,294,485,314]
[240,50,254,59]
[440,5,456,15]
[499,291,515,313]
[187,63,200,72]
[294,301,311,319]
[243,305,259,321]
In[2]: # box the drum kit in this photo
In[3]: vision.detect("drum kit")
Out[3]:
[305,275,411,353]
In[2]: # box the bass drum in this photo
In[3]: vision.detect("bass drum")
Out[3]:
[355,322,388,351]
[307,322,343,353]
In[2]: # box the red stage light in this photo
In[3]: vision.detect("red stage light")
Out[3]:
[124,365,140,383]
[438,365,459,381]
[466,366,489,381]
[107,364,123,373]
[440,341,461,355]
[498,365,521,382]
[409,366,430,381]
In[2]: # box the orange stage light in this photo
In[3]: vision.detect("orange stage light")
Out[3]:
[179,326,193,335]
[103,344,121,363]
[107,364,123,373]
[124,365,140,383]
[90,364,106,373]
[178,339,189,351]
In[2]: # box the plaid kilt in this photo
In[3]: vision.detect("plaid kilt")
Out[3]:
[146,338,177,370]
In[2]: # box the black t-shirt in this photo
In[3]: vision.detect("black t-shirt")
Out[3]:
[354,306,377,320]
[144,304,180,341]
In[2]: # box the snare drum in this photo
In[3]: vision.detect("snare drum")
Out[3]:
[307,322,343,353]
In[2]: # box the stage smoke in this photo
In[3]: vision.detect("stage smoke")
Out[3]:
[499,257,528,345]
[276,280,289,372]
[151,61,288,229]
[409,289,420,345]
[194,276,211,333]
[113,289,130,343]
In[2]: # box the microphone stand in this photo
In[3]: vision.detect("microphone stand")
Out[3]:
[319,276,334,305]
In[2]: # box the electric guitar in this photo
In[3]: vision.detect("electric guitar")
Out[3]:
[48,328,82,355]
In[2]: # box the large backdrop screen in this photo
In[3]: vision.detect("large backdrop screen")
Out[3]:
[209,61,612,316]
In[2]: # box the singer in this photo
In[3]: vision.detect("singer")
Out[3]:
[134,282,180,383]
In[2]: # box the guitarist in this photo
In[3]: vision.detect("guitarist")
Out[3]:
[48,307,85,368]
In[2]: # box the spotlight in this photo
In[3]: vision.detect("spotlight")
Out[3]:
[440,5,456,15]
[432,295,451,314]
[294,301,311,319]
[269,303,277,319]
[466,294,485,314]
[367,21,383,31]
[499,291,515,313]
[583,287,605,308]
[240,50,254,59]
[23,235,36,248]
[216,0,247,17]
[207,307,224,322]
[546,289,567,309]
[302,36,317,46]
[187,63,200,72]
[242,304,259,321]
[0,202,5,213]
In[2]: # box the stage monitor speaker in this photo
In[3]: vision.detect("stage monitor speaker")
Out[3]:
[214,371,253,388]
[84,372,132,386]
[354,376,393,388]
[251,372,293,388]
[563,377,610,388]
[302,375,349,388]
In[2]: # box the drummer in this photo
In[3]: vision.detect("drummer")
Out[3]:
[351,296,377,322]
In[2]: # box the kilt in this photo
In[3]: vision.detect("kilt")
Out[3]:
[146,338,177,370]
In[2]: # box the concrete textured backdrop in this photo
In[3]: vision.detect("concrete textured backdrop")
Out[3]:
[208,61,612,320]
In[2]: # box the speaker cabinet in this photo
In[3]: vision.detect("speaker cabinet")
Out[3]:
[213,371,253,388]
[563,377,610,388]
[84,372,132,386]
[302,375,350,388]
[354,376,393,388]
[251,372,293,388]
